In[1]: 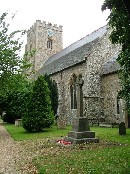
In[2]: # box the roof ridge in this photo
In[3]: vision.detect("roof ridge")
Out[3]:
[43,25,107,67]
[65,25,107,49]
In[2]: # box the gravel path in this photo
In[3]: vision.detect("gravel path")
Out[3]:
[0,123,38,174]
[0,123,20,174]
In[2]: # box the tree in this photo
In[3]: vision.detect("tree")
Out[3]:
[44,74,58,116]
[102,0,130,133]
[22,75,54,132]
[123,0,130,16]
[1,73,32,123]
[0,12,26,78]
[0,12,32,93]
[0,12,33,122]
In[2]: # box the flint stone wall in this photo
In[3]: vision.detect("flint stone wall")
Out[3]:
[33,26,122,125]
[50,30,121,124]
[82,30,121,124]
[101,73,121,124]
[51,62,86,123]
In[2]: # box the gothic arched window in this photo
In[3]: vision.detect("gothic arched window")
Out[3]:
[47,39,52,49]
[70,74,77,109]
[117,96,120,114]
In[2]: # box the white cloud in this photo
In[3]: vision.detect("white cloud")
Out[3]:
[1,0,109,48]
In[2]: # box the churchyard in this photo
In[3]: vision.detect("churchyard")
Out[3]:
[4,123,130,174]
[1,6,130,173]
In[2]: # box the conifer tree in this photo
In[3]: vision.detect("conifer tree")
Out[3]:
[22,75,54,132]
[44,74,58,115]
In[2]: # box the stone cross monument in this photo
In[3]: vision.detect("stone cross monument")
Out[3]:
[65,74,99,144]
[76,74,84,117]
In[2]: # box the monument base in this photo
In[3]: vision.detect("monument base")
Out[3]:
[65,117,99,144]
[65,136,99,144]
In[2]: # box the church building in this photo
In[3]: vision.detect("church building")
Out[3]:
[25,20,130,128]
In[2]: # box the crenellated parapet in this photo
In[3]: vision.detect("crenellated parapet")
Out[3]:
[27,20,63,36]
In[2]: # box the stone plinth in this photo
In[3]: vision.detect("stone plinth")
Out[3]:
[68,130,95,139]
[66,136,99,144]
[65,117,99,144]
[72,117,90,132]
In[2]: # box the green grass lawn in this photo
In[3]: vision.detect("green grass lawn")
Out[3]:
[4,124,72,141]
[4,124,130,144]
[4,124,130,174]
[91,127,130,144]
[33,145,130,174]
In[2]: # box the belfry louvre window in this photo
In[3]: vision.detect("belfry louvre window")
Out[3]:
[47,39,52,49]
[70,74,77,109]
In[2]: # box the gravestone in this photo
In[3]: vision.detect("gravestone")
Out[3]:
[118,99,126,135]
[15,119,22,127]
[65,74,99,144]
[119,122,126,135]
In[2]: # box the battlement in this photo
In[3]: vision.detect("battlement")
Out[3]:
[27,20,63,35]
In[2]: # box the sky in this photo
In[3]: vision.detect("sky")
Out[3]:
[1,0,110,49]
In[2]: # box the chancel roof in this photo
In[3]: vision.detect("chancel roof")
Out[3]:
[101,54,120,75]
[38,25,107,75]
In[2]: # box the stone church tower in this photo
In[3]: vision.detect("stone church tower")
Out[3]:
[25,20,63,72]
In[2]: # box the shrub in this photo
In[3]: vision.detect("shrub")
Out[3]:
[0,94,7,115]
[0,73,32,123]
[2,91,30,123]
[22,75,54,132]
[44,74,58,115]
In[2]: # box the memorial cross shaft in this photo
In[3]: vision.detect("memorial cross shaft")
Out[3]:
[76,75,84,117]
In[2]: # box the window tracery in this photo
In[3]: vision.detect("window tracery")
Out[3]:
[70,74,77,109]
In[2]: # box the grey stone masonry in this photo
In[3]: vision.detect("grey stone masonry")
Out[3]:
[25,20,63,73]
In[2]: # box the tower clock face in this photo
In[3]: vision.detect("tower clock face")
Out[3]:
[47,29,54,36]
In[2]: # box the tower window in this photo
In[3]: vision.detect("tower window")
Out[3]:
[47,39,52,49]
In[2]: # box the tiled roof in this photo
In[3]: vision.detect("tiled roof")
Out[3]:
[38,25,107,75]
[101,54,120,75]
